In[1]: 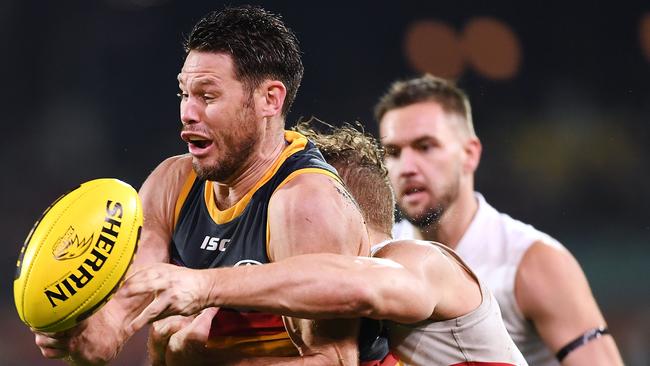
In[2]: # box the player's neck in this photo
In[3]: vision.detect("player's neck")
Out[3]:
[416,189,478,250]
[214,126,286,209]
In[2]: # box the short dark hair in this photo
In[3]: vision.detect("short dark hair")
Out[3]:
[374,74,475,137]
[185,5,304,116]
[294,120,395,235]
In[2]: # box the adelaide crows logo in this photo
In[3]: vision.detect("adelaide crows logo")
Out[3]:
[52,226,94,260]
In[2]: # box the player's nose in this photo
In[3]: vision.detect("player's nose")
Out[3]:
[180,98,200,125]
[397,148,420,177]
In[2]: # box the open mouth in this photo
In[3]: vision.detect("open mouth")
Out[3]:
[404,187,424,196]
[188,136,211,149]
[181,131,214,156]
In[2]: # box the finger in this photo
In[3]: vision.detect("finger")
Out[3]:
[189,308,219,335]
[167,322,197,356]
[129,297,170,333]
[167,308,216,354]
[34,333,70,349]
[38,346,69,359]
[122,273,165,298]
[34,334,70,359]
[152,315,193,339]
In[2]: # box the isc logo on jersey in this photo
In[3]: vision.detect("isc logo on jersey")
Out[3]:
[200,236,231,251]
[198,237,262,266]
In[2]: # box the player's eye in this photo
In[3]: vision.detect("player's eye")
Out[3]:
[202,94,216,102]
[415,140,435,152]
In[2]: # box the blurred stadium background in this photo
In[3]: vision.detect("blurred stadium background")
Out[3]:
[1,0,648,364]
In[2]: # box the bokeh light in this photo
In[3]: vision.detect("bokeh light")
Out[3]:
[462,17,521,80]
[404,20,464,79]
[640,12,650,62]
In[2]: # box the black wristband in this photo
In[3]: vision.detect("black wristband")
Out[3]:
[556,327,610,362]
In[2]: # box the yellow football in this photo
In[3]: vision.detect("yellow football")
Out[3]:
[14,178,142,332]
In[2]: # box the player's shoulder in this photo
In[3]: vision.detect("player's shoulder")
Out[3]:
[271,170,351,210]
[152,154,193,176]
[373,239,448,265]
[519,239,575,276]
[143,155,192,185]
[270,172,362,235]
[516,239,589,315]
[267,167,366,257]
[515,225,574,294]
[139,154,194,204]
[275,167,340,191]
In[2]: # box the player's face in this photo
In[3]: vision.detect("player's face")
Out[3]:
[380,102,466,227]
[178,51,260,182]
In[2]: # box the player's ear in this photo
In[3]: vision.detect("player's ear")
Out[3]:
[463,137,482,174]
[258,80,286,118]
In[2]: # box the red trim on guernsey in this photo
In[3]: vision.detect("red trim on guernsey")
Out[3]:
[450,363,516,366]
[209,308,287,338]
[361,351,401,366]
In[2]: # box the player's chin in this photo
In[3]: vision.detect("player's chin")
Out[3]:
[399,202,428,218]
[401,206,432,223]
[192,159,215,176]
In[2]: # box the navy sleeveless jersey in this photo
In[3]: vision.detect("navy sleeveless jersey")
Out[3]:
[171,131,399,363]
[171,131,338,356]
[172,131,337,270]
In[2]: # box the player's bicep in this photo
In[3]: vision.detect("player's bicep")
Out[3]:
[267,174,365,364]
[268,173,367,261]
[131,155,193,270]
[516,241,620,364]
[111,156,193,323]
[370,244,440,322]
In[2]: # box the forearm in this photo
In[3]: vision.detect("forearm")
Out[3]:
[54,302,132,366]
[206,254,404,319]
[109,290,150,334]
[205,254,368,318]
[517,242,624,366]
[204,253,429,322]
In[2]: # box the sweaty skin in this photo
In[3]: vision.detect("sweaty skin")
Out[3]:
[34,51,368,366]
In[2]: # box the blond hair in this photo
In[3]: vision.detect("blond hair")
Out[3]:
[293,120,395,235]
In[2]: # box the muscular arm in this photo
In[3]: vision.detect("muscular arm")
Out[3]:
[126,241,480,328]
[204,250,437,323]
[267,173,369,364]
[124,173,369,365]
[107,155,187,320]
[516,241,624,366]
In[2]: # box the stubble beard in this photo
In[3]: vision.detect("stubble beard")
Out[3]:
[193,106,259,182]
[401,173,460,231]
[403,204,445,229]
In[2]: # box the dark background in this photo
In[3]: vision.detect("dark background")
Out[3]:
[1,1,648,364]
